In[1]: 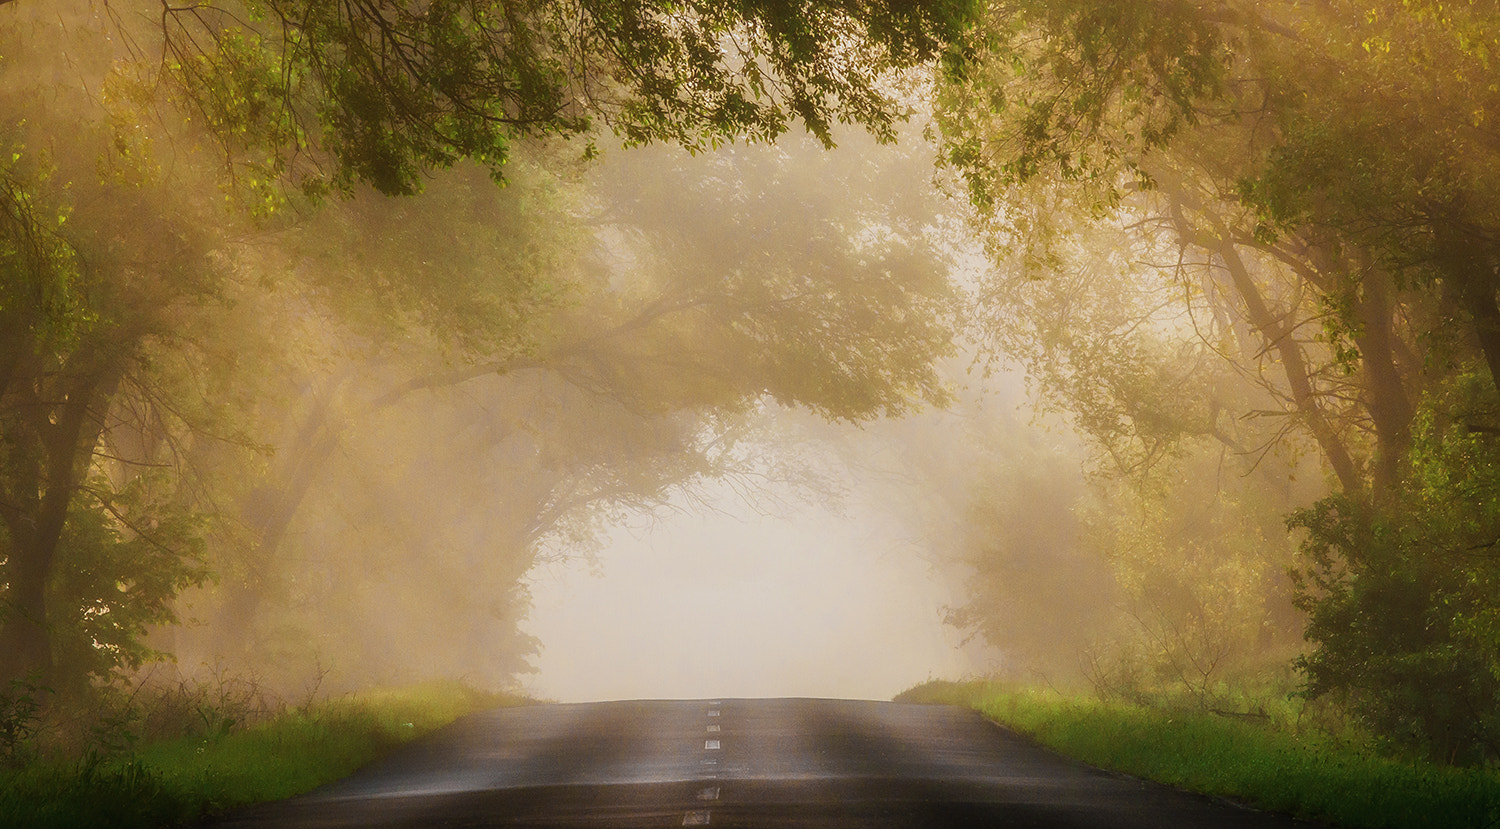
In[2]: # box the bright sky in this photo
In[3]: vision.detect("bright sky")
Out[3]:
[521,485,978,702]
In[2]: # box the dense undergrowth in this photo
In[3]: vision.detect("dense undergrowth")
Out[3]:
[897,679,1500,829]
[0,678,529,829]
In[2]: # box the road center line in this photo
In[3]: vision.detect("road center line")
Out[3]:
[697,786,720,801]
[706,724,720,732]
[704,739,721,750]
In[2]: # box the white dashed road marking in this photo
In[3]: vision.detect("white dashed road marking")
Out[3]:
[687,702,725,826]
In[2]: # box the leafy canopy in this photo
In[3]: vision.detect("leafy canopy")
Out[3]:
[162,0,978,196]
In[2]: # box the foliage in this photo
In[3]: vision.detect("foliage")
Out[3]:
[1291,369,1500,765]
[938,0,1227,212]
[932,0,1500,769]
[160,0,978,196]
[897,679,1500,829]
[585,132,960,421]
[0,153,89,355]
[1080,453,1303,708]
[43,475,212,691]
[286,159,579,357]
[0,676,49,767]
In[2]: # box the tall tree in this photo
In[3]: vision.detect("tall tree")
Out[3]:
[0,24,243,685]
[0,0,975,692]
[933,0,1500,759]
[935,0,1500,493]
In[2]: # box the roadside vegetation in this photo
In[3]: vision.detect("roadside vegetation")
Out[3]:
[906,0,1500,781]
[0,678,528,829]
[898,679,1500,829]
[8,0,1500,815]
[0,0,964,734]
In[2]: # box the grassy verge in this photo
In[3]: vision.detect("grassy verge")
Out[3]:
[896,679,1500,829]
[0,681,533,829]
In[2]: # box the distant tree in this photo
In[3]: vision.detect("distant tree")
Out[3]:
[941,414,1117,683]
[189,133,962,683]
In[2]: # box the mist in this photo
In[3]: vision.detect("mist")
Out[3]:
[0,33,1292,712]
[11,0,1500,776]
[524,468,980,703]
[146,116,1006,701]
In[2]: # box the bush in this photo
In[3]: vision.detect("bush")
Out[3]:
[0,676,51,767]
[1291,371,1500,765]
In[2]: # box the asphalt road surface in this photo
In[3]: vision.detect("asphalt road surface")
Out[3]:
[204,698,1313,828]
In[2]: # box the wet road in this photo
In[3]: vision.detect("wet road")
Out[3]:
[205,698,1310,828]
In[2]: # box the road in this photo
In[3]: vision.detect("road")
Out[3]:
[204,698,1312,828]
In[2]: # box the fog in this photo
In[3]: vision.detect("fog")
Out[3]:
[524,480,979,702]
[9,0,1500,773]
[0,0,1335,718]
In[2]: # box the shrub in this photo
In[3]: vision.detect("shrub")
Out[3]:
[1291,371,1500,765]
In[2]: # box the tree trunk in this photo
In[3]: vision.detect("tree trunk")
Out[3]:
[1456,268,1500,393]
[209,422,342,655]
[1213,241,1364,495]
[1352,263,1414,495]
[0,350,125,685]
[0,527,53,684]
[207,358,534,654]
[1433,221,1500,393]
[1156,181,1365,495]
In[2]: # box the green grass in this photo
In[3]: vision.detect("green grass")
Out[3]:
[0,681,532,829]
[896,679,1500,829]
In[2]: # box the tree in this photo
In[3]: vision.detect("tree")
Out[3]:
[953,209,1318,696]
[935,1,1500,492]
[931,0,1500,757]
[1240,0,1500,394]
[167,129,962,687]
[937,1,1404,493]
[0,36,244,687]
[0,0,975,695]
[938,405,1118,683]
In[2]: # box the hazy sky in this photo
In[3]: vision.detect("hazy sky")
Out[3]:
[522,481,980,702]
